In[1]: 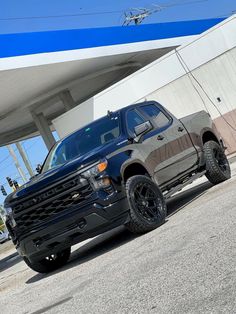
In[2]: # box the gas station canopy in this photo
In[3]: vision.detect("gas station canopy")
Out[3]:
[0,18,223,148]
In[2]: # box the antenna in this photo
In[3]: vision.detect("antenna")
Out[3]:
[123,7,153,26]
[107,110,113,117]
[123,0,209,26]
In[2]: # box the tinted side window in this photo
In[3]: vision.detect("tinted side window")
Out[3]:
[126,110,145,135]
[141,104,170,129]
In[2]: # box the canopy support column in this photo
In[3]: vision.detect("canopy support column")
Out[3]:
[31,112,56,151]
[7,145,27,183]
[16,142,35,177]
[60,90,76,111]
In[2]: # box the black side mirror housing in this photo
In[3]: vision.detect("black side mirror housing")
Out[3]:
[134,121,153,143]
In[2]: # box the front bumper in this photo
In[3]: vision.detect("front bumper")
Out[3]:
[16,196,129,263]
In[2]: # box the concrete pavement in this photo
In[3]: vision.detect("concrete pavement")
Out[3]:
[1,163,236,313]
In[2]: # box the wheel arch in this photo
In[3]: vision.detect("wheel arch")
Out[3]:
[123,162,150,182]
[202,130,220,145]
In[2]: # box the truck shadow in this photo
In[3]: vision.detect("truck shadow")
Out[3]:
[166,181,212,217]
[26,180,212,284]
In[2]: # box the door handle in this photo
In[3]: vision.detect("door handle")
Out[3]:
[157,134,164,141]
[178,126,184,132]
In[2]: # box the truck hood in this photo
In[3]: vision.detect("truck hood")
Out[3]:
[5,140,122,204]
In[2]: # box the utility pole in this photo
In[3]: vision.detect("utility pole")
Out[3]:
[7,145,27,183]
[16,142,34,178]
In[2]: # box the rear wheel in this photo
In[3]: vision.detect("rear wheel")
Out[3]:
[125,175,166,234]
[204,140,231,185]
[23,248,71,273]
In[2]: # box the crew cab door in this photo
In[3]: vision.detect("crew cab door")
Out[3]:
[125,107,173,185]
[138,102,198,185]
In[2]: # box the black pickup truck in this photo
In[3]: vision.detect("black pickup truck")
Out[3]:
[4,101,231,273]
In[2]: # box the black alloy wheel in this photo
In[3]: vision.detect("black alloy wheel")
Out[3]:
[204,140,231,185]
[125,175,166,234]
[213,147,229,172]
[132,181,163,222]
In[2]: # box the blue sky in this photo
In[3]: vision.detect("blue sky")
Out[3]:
[0,0,236,203]
[1,0,236,33]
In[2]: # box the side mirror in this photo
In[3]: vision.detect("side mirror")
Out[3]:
[134,121,153,142]
[36,164,42,174]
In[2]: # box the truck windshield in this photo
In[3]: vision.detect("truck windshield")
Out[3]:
[42,114,120,172]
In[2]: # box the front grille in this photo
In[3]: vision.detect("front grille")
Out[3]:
[12,175,93,231]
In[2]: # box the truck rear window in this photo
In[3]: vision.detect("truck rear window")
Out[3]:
[140,104,171,129]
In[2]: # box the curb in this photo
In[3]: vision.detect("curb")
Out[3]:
[0,252,18,264]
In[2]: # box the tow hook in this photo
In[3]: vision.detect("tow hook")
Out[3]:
[77,218,87,229]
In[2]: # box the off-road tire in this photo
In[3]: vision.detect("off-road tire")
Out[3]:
[204,140,231,185]
[125,175,166,234]
[23,248,71,273]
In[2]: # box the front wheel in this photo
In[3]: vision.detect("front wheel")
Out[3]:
[204,140,231,185]
[23,248,71,273]
[125,175,166,234]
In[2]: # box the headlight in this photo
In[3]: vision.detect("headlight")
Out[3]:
[82,159,108,178]
[1,207,8,222]
[4,207,16,228]
[4,207,12,215]
[82,159,113,191]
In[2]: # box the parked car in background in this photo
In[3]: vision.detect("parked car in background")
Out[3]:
[0,229,10,244]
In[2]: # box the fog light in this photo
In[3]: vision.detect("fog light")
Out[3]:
[96,177,111,189]
[101,177,111,186]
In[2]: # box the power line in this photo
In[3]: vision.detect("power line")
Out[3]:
[22,139,42,172]
[175,49,236,132]
[0,145,22,166]
[160,0,209,8]
[16,142,34,177]
[123,0,209,25]
[0,139,41,177]
[0,1,209,23]
[175,49,210,113]
[0,160,15,172]
[0,10,123,21]
[0,175,17,186]
[0,153,11,164]
[22,142,34,170]
[7,145,27,182]
[23,139,40,152]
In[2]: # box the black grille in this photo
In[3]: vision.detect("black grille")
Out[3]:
[12,176,93,231]
[13,176,82,214]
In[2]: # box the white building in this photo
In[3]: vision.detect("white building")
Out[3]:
[53,15,236,154]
